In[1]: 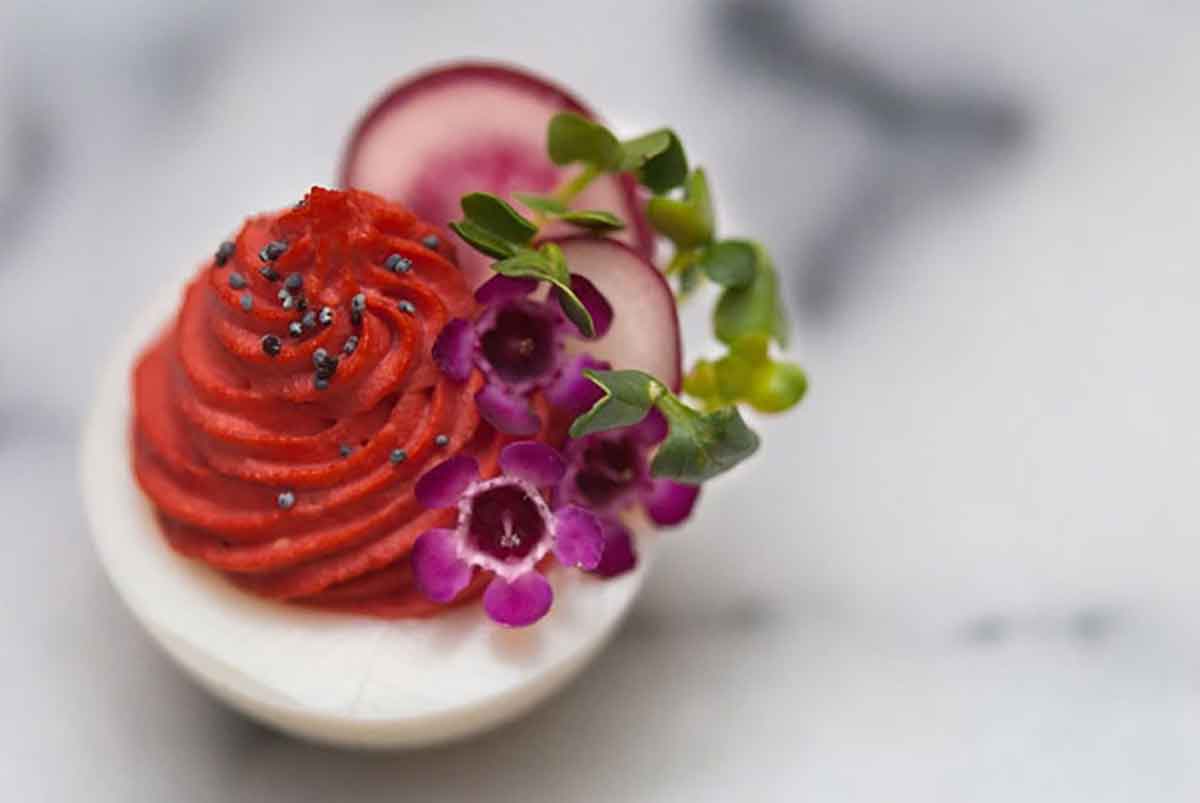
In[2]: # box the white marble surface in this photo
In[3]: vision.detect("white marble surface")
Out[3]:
[2,1,1199,799]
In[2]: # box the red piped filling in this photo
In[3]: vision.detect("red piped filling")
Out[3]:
[131,187,559,617]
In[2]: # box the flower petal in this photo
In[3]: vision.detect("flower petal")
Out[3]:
[411,528,472,602]
[644,479,700,526]
[589,517,637,578]
[431,317,475,382]
[483,571,554,627]
[545,354,610,413]
[552,505,604,570]
[555,274,613,339]
[414,455,480,509]
[475,383,541,435]
[629,407,668,445]
[475,274,538,305]
[500,441,566,486]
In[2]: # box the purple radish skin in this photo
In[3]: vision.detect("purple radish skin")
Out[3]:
[549,236,681,392]
[340,62,654,288]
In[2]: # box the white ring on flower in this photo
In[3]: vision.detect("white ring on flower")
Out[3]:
[453,475,555,582]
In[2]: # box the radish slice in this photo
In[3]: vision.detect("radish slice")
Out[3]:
[340,62,654,287]
[552,236,682,391]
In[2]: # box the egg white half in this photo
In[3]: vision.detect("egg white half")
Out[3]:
[80,277,652,749]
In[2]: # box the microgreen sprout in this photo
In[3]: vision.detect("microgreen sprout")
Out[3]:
[449,112,808,483]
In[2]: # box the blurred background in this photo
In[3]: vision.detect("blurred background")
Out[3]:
[3,0,1198,800]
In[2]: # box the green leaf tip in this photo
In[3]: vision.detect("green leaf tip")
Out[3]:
[569,369,761,482]
[547,113,621,171]
[547,116,688,194]
[513,192,568,215]
[513,192,625,232]
[713,244,789,347]
[449,220,518,260]
[645,167,714,250]
[700,239,756,288]
[651,399,760,483]
[460,192,537,244]
[621,129,688,193]
[491,244,595,338]
[683,333,806,414]
[557,209,626,232]
[746,360,807,413]
[569,369,662,438]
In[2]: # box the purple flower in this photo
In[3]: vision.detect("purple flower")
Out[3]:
[431,274,614,435]
[411,441,605,627]
[476,297,564,394]
[556,408,701,577]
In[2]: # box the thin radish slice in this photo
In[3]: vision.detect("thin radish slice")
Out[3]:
[340,62,654,287]
[551,236,682,391]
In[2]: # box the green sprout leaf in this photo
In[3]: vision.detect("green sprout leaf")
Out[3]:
[513,192,624,232]
[677,260,705,297]
[548,112,621,170]
[451,192,539,259]
[492,249,555,280]
[492,243,595,337]
[513,192,567,216]
[729,332,770,363]
[618,130,672,170]
[460,192,538,244]
[683,334,806,414]
[647,198,712,250]
[448,220,519,259]
[645,168,714,250]
[620,129,688,193]
[638,131,688,193]
[454,188,596,338]
[683,358,720,407]
[570,369,761,482]
[555,293,597,338]
[540,242,574,291]
[683,168,714,234]
[651,399,760,483]
[713,244,789,346]
[714,352,755,400]
[699,239,756,288]
[542,243,596,336]
[569,369,661,438]
[557,209,626,232]
[746,360,808,413]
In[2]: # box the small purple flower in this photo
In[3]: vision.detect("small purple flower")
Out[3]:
[557,409,700,577]
[431,273,615,435]
[476,298,564,393]
[411,441,605,627]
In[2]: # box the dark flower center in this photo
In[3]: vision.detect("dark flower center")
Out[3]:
[480,304,556,384]
[574,437,641,508]
[468,483,546,561]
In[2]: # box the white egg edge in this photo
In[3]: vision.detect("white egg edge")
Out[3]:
[79,273,654,749]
